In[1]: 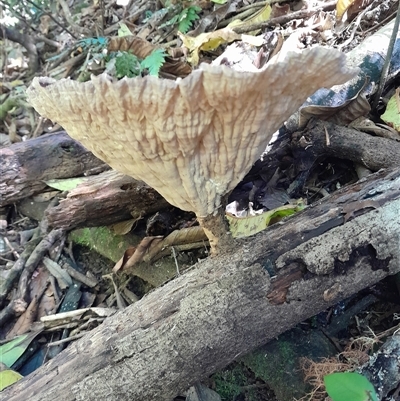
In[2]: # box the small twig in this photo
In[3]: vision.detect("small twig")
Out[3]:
[3,237,20,259]
[0,237,41,307]
[372,1,400,111]
[17,229,66,303]
[100,0,105,37]
[219,7,262,28]
[103,274,127,310]
[338,0,379,50]
[363,10,397,35]
[60,259,98,288]
[31,116,44,138]
[236,0,269,13]
[34,35,61,49]
[47,332,86,347]
[171,247,180,276]
[219,0,297,28]
[104,7,148,35]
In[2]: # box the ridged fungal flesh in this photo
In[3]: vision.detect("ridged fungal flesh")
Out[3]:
[27,47,357,251]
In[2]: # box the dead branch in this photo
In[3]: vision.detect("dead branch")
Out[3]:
[2,167,400,401]
[0,132,106,207]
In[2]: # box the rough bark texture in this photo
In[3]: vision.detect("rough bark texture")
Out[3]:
[0,132,106,206]
[2,168,400,401]
[45,170,171,229]
[362,334,400,399]
[296,119,400,170]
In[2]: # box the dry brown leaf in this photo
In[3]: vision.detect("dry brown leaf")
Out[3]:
[143,226,207,263]
[126,237,164,268]
[111,219,136,236]
[113,236,164,271]
[7,292,44,339]
[112,246,136,273]
[178,27,243,65]
[108,36,156,58]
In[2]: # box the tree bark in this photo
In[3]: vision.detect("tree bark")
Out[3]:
[295,119,400,170]
[2,167,400,401]
[1,132,170,227]
[45,170,170,229]
[0,132,106,207]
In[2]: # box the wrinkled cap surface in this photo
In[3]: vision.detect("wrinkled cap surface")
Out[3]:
[27,47,357,217]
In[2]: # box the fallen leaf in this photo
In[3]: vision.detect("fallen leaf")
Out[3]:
[178,28,242,65]
[0,332,42,368]
[227,200,305,238]
[45,177,90,192]
[0,370,23,391]
[381,89,400,133]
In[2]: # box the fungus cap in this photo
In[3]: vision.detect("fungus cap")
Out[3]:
[27,47,357,217]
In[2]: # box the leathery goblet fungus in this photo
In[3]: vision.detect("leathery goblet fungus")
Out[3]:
[27,47,357,254]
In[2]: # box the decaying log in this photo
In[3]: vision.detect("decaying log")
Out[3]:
[1,131,171,227]
[3,167,400,401]
[295,119,400,170]
[362,334,400,399]
[0,132,106,207]
[45,170,171,229]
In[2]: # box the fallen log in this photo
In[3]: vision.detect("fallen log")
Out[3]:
[2,167,400,401]
[45,170,170,229]
[0,132,107,207]
[295,119,400,170]
[1,131,171,227]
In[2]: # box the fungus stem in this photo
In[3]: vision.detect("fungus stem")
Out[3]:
[197,209,232,255]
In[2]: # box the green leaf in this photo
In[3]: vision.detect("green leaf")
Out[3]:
[381,93,400,132]
[226,200,305,238]
[178,6,201,33]
[140,49,166,77]
[0,332,40,368]
[324,372,378,401]
[45,177,89,191]
[0,369,23,391]
[118,22,133,37]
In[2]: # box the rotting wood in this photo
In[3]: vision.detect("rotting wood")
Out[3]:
[0,131,171,228]
[294,118,400,170]
[2,167,400,401]
[0,132,107,207]
[362,334,400,399]
[45,170,171,230]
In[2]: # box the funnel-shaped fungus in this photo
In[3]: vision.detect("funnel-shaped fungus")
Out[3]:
[27,47,357,253]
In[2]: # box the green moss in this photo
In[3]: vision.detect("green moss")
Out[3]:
[213,364,247,400]
[69,227,140,262]
[241,328,338,400]
[69,227,187,287]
